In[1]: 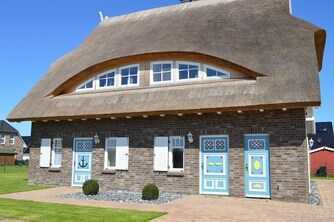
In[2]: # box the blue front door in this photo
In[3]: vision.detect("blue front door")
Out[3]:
[72,138,93,186]
[200,136,229,195]
[244,134,270,198]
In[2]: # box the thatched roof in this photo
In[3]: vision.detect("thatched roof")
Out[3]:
[8,0,326,121]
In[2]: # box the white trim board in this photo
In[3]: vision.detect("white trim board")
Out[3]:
[309,146,334,154]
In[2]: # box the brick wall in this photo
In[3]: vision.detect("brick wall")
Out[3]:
[29,108,308,202]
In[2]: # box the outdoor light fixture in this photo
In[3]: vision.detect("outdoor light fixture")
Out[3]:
[187,132,194,144]
[94,133,100,145]
[309,138,314,148]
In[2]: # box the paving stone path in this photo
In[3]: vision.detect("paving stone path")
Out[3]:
[1,180,334,222]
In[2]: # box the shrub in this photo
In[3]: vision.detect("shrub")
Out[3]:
[142,183,159,200]
[15,160,29,166]
[316,166,327,177]
[82,179,99,195]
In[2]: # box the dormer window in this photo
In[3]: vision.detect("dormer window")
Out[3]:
[150,62,173,84]
[98,71,115,88]
[77,79,94,91]
[205,65,230,79]
[120,65,139,86]
[177,62,199,81]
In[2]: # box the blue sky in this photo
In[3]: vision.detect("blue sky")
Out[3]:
[0,0,333,136]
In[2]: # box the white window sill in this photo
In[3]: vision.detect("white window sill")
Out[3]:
[48,167,61,172]
[102,169,116,174]
[167,170,184,177]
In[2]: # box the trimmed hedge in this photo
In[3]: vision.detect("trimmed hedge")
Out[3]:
[142,184,159,200]
[82,179,99,195]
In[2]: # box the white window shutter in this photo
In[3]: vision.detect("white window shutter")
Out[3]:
[154,137,169,171]
[40,138,51,167]
[116,137,129,170]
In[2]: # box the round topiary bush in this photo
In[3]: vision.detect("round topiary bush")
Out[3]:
[142,183,159,200]
[82,179,99,196]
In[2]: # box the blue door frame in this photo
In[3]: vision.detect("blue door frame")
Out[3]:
[200,135,229,195]
[72,138,93,187]
[244,134,271,198]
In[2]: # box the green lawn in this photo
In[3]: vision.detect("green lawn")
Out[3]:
[311,176,334,180]
[0,198,164,222]
[0,166,48,195]
[0,166,164,221]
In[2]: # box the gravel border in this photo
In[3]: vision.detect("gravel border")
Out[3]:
[61,190,183,204]
[309,181,321,206]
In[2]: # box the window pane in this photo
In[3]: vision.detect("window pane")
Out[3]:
[107,73,114,78]
[162,72,171,81]
[153,73,161,82]
[86,80,93,88]
[189,69,198,79]
[54,153,62,166]
[130,76,137,84]
[121,77,128,85]
[99,79,106,87]
[189,65,198,70]
[121,68,129,76]
[108,148,116,167]
[173,148,183,169]
[179,64,188,70]
[130,67,138,75]
[179,70,188,80]
[107,78,114,86]
[217,71,228,77]
[207,68,217,77]
[153,64,161,73]
[162,64,171,72]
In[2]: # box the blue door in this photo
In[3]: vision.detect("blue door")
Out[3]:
[200,136,229,195]
[72,138,93,186]
[244,134,270,198]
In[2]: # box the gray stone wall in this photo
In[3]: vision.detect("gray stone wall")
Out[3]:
[28,108,308,202]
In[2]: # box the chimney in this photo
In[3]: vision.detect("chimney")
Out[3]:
[180,0,200,3]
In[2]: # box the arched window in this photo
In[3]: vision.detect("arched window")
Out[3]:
[204,65,230,79]
[77,79,94,91]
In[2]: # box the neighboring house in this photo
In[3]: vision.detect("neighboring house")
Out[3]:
[22,136,32,161]
[309,122,334,176]
[8,0,326,203]
[0,120,25,165]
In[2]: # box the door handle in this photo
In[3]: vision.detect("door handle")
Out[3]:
[245,163,248,171]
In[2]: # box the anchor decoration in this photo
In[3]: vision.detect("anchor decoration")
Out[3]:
[78,156,89,169]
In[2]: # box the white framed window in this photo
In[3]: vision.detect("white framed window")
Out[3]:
[105,138,117,169]
[51,138,62,168]
[0,134,5,145]
[153,136,185,172]
[176,61,200,81]
[120,65,139,87]
[204,65,230,79]
[9,135,15,145]
[169,136,185,171]
[104,137,129,170]
[97,70,116,89]
[76,78,95,92]
[150,61,173,84]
